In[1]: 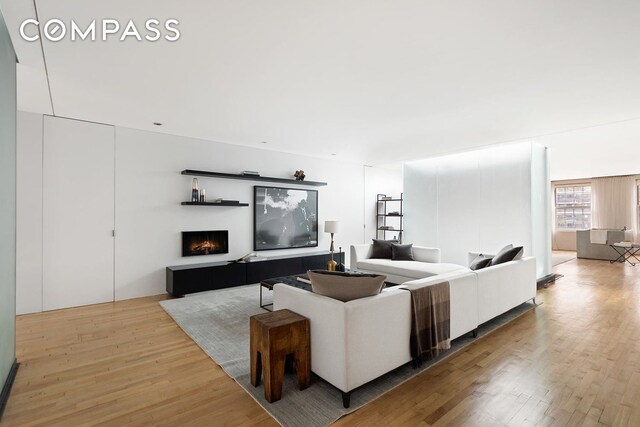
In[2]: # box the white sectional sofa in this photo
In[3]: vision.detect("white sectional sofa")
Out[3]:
[351,244,470,284]
[273,245,536,407]
[468,252,537,324]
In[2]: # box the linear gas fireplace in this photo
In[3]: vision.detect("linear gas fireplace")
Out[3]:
[182,230,229,257]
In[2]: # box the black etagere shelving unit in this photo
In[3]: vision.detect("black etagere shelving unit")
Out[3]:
[376,193,403,241]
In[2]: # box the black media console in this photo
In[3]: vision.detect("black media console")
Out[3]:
[166,251,344,296]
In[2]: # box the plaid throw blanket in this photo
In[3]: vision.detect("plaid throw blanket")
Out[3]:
[403,281,451,365]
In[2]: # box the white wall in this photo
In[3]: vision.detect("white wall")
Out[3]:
[42,116,116,310]
[531,144,552,275]
[114,127,365,300]
[542,120,640,251]
[363,166,403,242]
[543,119,640,181]
[404,141,551,278]
[17,114,377,311]
[16,112,43,314]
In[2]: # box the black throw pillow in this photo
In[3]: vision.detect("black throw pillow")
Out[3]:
[370,239,397,259]
[470,255,493,271]
[391,243,414,261]
[490,246,524,266]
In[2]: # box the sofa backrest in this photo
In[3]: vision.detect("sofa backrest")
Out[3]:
[576,229,625,246]
[468,251,531,267]
[412,246,441,263]
[350,244,441,268]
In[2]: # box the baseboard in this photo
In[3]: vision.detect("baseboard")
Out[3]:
[0,359,19,421]
[537,273,563,288]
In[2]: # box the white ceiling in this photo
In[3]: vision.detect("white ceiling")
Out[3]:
[2,0,640,166]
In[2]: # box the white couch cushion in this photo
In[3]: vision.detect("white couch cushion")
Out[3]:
[356,259,469,279]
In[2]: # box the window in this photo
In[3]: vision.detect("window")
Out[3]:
[555,185,591,230]
[637,180,640,231]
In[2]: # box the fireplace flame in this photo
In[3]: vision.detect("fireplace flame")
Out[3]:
[191,240,219,255]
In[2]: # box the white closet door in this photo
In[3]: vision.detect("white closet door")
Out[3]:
[43,116,115,310]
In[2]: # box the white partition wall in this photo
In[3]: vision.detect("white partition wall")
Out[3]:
[43,116,115,310]
[531,144,552,276]
[16,112,43,314]
[0,9,17,405]
[404,141,551,278]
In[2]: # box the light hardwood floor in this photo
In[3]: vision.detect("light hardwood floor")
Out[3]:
[2,258,640,426]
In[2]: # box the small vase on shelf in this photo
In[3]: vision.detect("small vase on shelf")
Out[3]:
[191,178,199,202]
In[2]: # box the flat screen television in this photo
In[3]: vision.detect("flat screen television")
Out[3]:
[182,230,229,256]
[254,186,318,251]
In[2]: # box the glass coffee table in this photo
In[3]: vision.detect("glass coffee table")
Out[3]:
[259,274,313,311]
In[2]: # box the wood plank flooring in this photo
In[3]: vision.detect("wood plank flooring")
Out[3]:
[2,257,640,426]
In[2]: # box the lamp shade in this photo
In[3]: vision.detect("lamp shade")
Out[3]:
[324,220,339,234]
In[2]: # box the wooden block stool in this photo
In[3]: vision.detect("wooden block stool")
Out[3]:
[250,309,310,403]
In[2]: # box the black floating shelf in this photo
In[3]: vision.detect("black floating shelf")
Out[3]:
[181,170,327,187]
[378,228,403,231]
[181,202,249,207]
[377,214,403,217]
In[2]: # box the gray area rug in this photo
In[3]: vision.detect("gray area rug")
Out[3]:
[160,284,536,427]
[552,251,577,266]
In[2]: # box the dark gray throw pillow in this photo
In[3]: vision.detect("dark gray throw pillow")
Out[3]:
[490,246,524,266]
[470,255,492,271]
[370,239,398,259]
[391,243,414,261]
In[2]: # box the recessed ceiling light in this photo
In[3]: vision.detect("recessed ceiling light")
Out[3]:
[261,141,268,144]
[331,153,337,156]
[153,122,163,126]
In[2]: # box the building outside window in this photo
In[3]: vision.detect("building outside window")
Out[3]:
[555,185,591,229]
[637,180,640,231]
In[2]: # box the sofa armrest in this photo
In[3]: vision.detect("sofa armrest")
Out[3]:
[412,246,441,263]
[350,244,372,268]
[475,257,536,324]
[342,289,412,391]
[273,284,348,390]
[273,284,411,392]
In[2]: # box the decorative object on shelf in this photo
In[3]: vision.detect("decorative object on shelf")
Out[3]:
[377,193,404,240]
[200,188,206,203]
[181,170,327,186]
[324,220,339,271]
[191,178,199,202]
[294,170,306,181]
[254,186,319,251]
[242,171,260,176]
[337,246,346,272]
